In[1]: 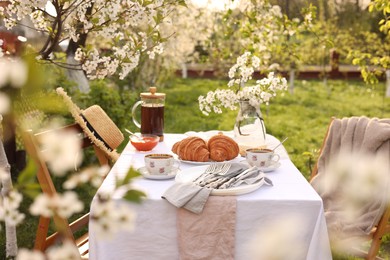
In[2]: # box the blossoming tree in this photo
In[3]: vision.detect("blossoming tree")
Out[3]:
[0,0,187,91]
[350,0,390,96]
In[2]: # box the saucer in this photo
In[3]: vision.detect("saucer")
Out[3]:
[257,161,281,172]
[138,166,179,180]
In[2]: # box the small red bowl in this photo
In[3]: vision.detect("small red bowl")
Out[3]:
[130,134,159,151]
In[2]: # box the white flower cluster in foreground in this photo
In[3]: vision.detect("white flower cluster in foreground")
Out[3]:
[314,152,390,252]
[17,240,80,260]
[64,165,110,189]
[248,214,306,260]
[0,57,28,114]
[317,152,390,222]
[0,168,25,227]
[90,193,136,239]
[30,191,84,219]
[39,129,83,176]
[199,52,287,116]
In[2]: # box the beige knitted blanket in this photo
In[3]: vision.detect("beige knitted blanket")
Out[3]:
[311,117,390,240]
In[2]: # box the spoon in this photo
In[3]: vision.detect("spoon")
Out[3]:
[272,137,288,151]
[125,128,144,142]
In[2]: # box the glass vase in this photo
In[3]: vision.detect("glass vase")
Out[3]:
[233,100,266,148]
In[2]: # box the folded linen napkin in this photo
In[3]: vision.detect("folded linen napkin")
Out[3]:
[162,182,212,214]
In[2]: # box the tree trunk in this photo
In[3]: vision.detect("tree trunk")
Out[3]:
[181,63,188,79]
[386,70,390,98]
[66,54,90,93]
[0,116,18,258]
[289,69,295,94]
[65,4,93,93]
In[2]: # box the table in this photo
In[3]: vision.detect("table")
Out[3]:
[89,133,332,260]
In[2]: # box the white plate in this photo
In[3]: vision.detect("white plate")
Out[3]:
[175,165,266,196]
[138,166,179,180]
[179,159,212,165]
[179,157,240,165]
[257,161,281,172]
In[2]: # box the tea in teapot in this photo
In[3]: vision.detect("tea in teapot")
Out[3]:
[132,87,165,141]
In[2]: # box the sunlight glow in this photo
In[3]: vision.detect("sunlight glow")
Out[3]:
[45,1,57,17]
[191,0,238,10]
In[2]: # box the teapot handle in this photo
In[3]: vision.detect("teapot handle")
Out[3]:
[131,101,142,128]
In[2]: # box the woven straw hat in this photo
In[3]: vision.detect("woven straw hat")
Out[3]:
[56,87,124,161]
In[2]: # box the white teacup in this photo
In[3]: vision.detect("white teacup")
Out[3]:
[144,154,180,175]
[245,148,280,168]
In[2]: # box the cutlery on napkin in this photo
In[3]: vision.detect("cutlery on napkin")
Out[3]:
[162,163,246,214]
[162,163,272,214]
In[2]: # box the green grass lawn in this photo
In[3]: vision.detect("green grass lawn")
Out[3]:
[163,78,390,180]
[1,77,390,259]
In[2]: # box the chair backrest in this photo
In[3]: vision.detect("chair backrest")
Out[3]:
[310,117,335,181]
[22,123,110,258]
[310,117,390,260]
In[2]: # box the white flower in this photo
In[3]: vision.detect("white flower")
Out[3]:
[0,57,28,88]
[317,152,390,222]
[57,192,84,218]
[30,191,84,219]
[4,190,23,210]
[64,165,110,189]
[248,214,306,260]
[199,66,288,116]
[0,92,10,114]
[29,193,52,218]
[40,130,83,176]
[4,209,25,226]
[0,167,10,182]
[305,13,313,23]
[16,249,45,260]
[2,190,25,226]
[91,197,136,239]
[47,240,80,260]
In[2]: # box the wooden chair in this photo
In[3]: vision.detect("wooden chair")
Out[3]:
[310,117,390,260]
[22,123,110,259]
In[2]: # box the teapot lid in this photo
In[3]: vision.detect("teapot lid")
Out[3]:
[140,87,165,99]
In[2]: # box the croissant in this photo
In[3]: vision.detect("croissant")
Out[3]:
[207,134,239,162]
[172,136,210,162]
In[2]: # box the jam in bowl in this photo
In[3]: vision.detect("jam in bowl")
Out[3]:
[130,134,159,152]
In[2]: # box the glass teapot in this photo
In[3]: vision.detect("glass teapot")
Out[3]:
[132,87,165,141]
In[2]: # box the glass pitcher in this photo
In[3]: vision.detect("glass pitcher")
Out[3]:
[233,100,266,147]
[132,87,165,141]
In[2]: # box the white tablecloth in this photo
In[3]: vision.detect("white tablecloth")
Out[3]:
[89,133,332,260]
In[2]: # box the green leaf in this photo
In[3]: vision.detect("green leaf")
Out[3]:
[17,158,37,185]
[368,4,374,13]
[302,152,313,157]
[123,189,146,204]
[178,0,187,7]
[22,183,42,199]
[116,167,141,188]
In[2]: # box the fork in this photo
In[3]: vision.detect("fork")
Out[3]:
[196,163,232,186]
[193,163,219,183]
[215,163,232,176]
